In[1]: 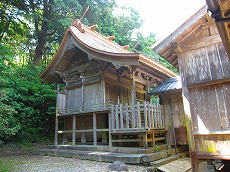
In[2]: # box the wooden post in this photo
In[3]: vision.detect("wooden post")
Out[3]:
[108,112,112,146]
[125,103,129,128]
[101,77,106,106]
[147,102,151,128]
[111,105,114,130]
[131,70,137,105]
[182,86,199,172]
[55,87,59,146]
[54,116,58,145]
[93,113,97,146]
[115,105,119,129]
[81,116,86,143]
[72,115,76,146]
[137,102,141,128]
[120,104,123,129]
[154,104,157,128]
[144,101,148,129]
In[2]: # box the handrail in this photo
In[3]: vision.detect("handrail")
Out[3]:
[58,101,114,115]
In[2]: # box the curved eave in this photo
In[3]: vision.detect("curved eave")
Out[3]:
[139,54,178,78]
[40,27,140,82]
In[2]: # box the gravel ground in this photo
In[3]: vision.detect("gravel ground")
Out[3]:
[2,154,148,172]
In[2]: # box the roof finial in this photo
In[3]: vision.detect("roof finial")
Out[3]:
[80,6,89,22]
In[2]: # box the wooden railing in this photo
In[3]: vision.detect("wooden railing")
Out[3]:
[58,101,114,115]
[111,101,165,131]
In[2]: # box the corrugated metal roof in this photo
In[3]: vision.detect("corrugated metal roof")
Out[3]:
[151,76,182,94]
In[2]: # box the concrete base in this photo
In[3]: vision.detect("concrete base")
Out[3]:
[34,144,184,165]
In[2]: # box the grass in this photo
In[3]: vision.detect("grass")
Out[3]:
[0,158,21,172]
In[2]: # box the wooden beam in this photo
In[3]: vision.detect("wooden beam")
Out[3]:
[173,42,183,54]
[89,24,98,31]
[180,34,222,52]
[107,35,115,41]
[202,20,215,29]
[54,116,58,145]
[122,45,129,49]
[72,115,76,145]
[93,113,97,146]
[188,78,230,88]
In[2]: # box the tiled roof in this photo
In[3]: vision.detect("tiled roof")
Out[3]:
[151,76,182,94]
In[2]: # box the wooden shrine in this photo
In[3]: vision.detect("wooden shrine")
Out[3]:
[40,19,178,149]
[152,3,230,171]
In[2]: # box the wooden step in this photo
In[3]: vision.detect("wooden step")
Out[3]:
[156,157,191,172]
[142,148,176,163]
[150,153,183,168]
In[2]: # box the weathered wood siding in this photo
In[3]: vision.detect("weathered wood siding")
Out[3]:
[83,82,102,106]
[189,82,230,132]
[162,93,188,146]
[66,87,82,109]
[178,42,230,158]
[179,43,230,85]
[57,93,66,112]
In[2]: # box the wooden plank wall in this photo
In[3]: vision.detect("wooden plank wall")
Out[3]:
[83,82,102,106]
[162,93,188,146]
[179,43,230,86]
[189,82,230,132]
[57,93,66,111]
[66,87,82,109]
[179,42,230,157]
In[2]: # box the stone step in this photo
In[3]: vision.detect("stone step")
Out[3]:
[45,144,169,154]
[150,153,183,168]
[34,148,144,164]
[142,148,176,163]
[34,146,176,165]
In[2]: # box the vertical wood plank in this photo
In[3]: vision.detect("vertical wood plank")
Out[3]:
[120,104,123,129]
[125,103,129,128]
[132,103,136,128]
[144,101,148,128]
[151,104,154,128]
[147,102,151,128]
[115,105,119,129]
[93,113,97,146]
[154,104,157,128]
[108,112,112,146]
[137,102,141,128]
[54,116,58,146]
[111,105,114,130]
[72,115,76,146]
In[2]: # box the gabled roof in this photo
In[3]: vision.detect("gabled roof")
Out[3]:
[150,77,182,95]
[40,20,178,82]
[151,5,208,68]
[152,2,230,68]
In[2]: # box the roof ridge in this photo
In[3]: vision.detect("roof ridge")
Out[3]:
[71,18,131,53]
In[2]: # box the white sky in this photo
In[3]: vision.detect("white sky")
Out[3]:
[116,0,206,39]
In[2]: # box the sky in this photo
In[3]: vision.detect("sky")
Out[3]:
[116,0,206,39]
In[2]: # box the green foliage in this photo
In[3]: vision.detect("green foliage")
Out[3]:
[0,43,56,142]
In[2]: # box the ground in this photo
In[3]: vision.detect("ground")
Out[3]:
[0,144,147,172]
[0,143,216,172]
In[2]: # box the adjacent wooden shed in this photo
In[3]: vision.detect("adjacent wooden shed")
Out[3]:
[150,77,188,151]
[152,4,230,172]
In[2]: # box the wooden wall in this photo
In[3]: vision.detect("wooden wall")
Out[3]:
[178,42,230,158]
[179,43,230,85]
[162,93,188,146]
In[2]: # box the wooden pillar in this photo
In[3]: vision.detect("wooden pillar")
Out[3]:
[54,116,58,146]
[63,119,68,144]
[72,115,76,146]
[81,116,86,143]
[55,88,59,146]
[131,70,137,105]
[182,85,199,172]
[108,112,112,146]
[176,44,199,172]
[101,80,106,105]
[93,113,97,146]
